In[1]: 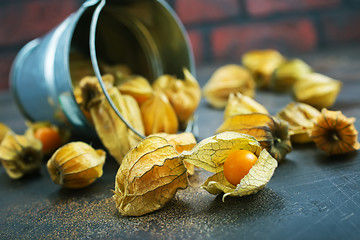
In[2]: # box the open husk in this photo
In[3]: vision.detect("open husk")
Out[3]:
[0,131,43,179]
[216,113,292,162]
[181,132,278,201]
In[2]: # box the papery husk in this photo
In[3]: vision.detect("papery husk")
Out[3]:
[25,121,71,155]
[47,141,106,189]
[153,68,201,128]
[276,102,320,144]
[202,64,255,109]
[141,91,178,136]
[0,122,13,144]
[181,132,277,201]
[242,49,286,89]
[107,88,144,149]
[224,92,269,119]
[79,75,144,164]
[117,75,153,105]
[293,73,342,109]
[216,113,292,162]
[310,109,360,155]
[0,131,43,179]
[113,136,188,216]
[74,74,116,124]
[271,58,312,92]
[152,132,197,175]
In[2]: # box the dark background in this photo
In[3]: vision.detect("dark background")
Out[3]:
[1,0,360,90]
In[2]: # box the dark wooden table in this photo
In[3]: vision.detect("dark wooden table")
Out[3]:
[1,45,360,239]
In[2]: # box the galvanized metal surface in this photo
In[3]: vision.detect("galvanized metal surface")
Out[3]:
[1,46,360,239]
[10,0,194,138]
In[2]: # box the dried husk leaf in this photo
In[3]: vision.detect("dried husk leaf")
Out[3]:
[293,73,342,109]
[117,75,153,105]
[276,102,320,144]
[113,136,188,216]
[153,68,201,127]
[224,92,269,119]
[24,121,71,155]
[152,132,197,175]
[216,113,292,162]
[0,122,13,144]
[202,64,255,109]
[270,58,312,92]
[141,91,179,136]
[79,76,144,164]
[77,74,115,107]
[47,141,106,189]
[110,90,145,149]
[310,109,360,155]
[242,49,286,89]
[0,132,43,179]
[181,132,277,201]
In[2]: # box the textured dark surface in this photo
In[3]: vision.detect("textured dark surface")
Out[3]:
[1,46,360,239]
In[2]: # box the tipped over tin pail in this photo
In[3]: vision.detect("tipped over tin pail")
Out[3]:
[10,0,195,138]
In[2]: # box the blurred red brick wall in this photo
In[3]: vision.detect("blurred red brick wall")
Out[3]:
[171,0,360,64]
[1,0,360,91]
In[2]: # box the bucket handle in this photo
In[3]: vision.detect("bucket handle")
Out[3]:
[89,0,146,139]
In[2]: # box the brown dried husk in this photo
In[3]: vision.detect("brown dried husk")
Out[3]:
[310,109,360,155]
[113,136,188,216]
[24,121,71,155]
[0,131,43,179]
[47,141,106,189]
[216,113,292,162]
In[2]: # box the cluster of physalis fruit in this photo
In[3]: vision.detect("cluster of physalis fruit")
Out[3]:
[1,49,359,217]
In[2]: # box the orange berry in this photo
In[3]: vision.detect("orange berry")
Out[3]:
[223,149,258,186]
[34,127,62,154]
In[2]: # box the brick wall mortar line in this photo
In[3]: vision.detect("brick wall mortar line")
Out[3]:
[182,5,351,30]
[238,0,250,20]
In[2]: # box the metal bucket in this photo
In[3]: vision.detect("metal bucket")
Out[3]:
[10,0,195,138]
